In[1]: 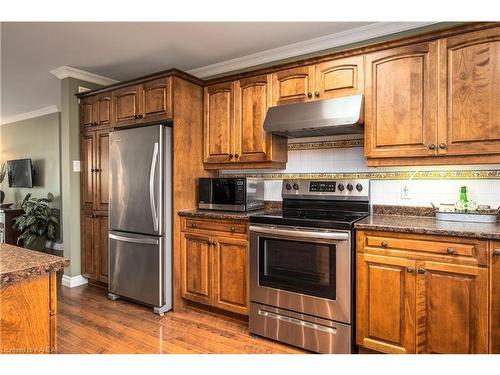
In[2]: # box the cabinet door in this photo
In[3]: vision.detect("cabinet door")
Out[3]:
[365,42,438,158]
[95,130,109,211]
[213,236,248,315]
[142,77,173,122]
[234,75,273,163]
[357,253,416,354]
[80,97,95,129]
[97,215,109,284]
[113,85,142,126]
[438,27,500,156]
[416,261,488,354]
[94,93,112,128]
[81,131,95,211]
[81,213,96,279]
[315,55,364,100]
[272,66,314,106]
[204,82,235,163]
[491,241,500,353]
[181,232,212,305]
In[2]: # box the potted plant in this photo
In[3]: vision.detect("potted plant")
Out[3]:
[13,193,59,251]
[0,162,6,204]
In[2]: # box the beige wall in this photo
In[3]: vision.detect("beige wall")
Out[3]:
[0,112,61,208]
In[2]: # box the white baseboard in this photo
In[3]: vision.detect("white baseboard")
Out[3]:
[61,274,88,288]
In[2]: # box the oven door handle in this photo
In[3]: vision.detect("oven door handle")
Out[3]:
[249,225,349,241]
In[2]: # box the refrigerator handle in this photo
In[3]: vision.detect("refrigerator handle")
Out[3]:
[109,233,159,245]
[149,142,159,232]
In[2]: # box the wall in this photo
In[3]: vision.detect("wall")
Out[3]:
[0,112,62,208]
[222,136,500,209]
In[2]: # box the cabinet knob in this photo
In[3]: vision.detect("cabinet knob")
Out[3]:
[230,227,236,232]
[439,143,447,149]
[234,153,239,159]
[134,115,139,119]
[93,122,98,126]
[428,144,436,150]
[418,268,426,274]
[212,241,217,246]
[406,267,414,273]
[381,240,388,248]
[314,91,320,97]
[229,154,234,159]
[137,114,144,119]
[447,247,456,255]
[307,92,313,98]
[191,223,197,228]
[493,249,500,256]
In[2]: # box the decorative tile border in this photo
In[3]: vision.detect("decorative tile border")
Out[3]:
[288,139,364,151]
[222,170,500,180]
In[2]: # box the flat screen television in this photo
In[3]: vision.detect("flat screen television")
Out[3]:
[7,159,35,188]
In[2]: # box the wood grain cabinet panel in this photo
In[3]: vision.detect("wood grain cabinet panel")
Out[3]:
[234,75,273,163]
[181,232,212,305]
[315,55,364,99]
[272,66,314,106]
[204,82,234,163]
[98,215,109,284]
[438,27,500,156]
[213,236,248,315]
[95,130,109,211]
[142,77,173,122]
[490,241,500,353]
[81,132,95,211]
[364,42,438,159]
[113,85,142,126]
[357,253,416,354]
[416,261,488,353]
[94,93,112,127]
[80,97,95,129]
[81,212,96,279]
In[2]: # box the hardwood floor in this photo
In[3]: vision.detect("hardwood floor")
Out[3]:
[57,283,306,354]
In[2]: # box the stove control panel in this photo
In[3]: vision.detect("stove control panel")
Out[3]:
[282,179,370,201]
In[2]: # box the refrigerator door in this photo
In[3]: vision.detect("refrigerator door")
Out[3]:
[109,125,164,236]
[109,231,163,307]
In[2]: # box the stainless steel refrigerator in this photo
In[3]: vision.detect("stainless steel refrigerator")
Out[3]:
[107,124,172,315]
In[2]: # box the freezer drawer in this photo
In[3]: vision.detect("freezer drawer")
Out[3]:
[109,231,163,307]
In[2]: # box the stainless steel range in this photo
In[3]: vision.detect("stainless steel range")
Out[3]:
[249,179,370,354]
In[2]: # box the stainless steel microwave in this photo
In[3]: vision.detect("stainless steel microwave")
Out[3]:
[198,177,265,212]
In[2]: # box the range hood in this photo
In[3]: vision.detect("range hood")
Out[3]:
[263,94,364,138]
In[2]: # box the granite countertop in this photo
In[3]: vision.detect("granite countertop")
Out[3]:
[0,243,70,287]
[355,214,500,240]
[178,208,277,221]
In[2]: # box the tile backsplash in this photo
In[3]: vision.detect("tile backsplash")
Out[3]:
[222,137,500,209]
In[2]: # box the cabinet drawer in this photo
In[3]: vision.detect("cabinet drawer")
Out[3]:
[183,218,247,235]
[359,231,487,266]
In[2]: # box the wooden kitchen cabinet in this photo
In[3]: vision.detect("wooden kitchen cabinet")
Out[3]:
[272,66,314,106]
[364,42,438,159]
[490,241,500,353]
[357,253,416,354]
[81,212,109,283]
[437,27,500,156]
[357,230,489,354]
[80,96,95,129]
[94,93,113,128]
[113,84,142,127]
[180,216,249,315]
[142,77,173,123]
[314,55,364,100]
[81,131,96,211]
[204,79,287,169]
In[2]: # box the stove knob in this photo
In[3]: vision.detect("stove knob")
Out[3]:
[356,183,363,192]
[293,183,300,191]
[338,184,345,191]
[285,183,292,191]
[347,183,354,192]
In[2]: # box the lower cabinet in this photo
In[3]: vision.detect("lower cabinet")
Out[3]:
[491,241,500,353]
[180,217,249,315]
[357,230,489,354]
[81,211,109,284]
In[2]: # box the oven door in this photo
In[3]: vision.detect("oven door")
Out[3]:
[249,224,352,323]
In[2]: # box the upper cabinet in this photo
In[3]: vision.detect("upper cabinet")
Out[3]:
[113,84,143,126]
[80,92,112,130]
[142,77,173,123]
[272,66,314,105]
[364,42,438,159]
[204,78,287,169]
[315,55,365,100]
[438,27,500,156]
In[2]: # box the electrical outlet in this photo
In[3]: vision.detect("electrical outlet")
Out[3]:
[401,183,411,200]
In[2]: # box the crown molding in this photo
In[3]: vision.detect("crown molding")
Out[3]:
[50,66,119,86]
[188,22,438,78]
[0,105,61,125]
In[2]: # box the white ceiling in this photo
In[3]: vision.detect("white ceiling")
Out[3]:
[1,22,436,120]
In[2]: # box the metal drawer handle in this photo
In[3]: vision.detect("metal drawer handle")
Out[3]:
[406,267,414,273]
[249,225,349,241]
[381,240,388,247]
[447,247,456,255]
[230,226,236,232]
[493,249,500,256]
[418,268,426,274]
[258,310,337,334]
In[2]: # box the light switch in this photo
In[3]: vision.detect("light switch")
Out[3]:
[73,160,81,172]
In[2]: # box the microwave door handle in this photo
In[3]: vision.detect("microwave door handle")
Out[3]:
[249,225,349,241]
[149,142,159,232]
